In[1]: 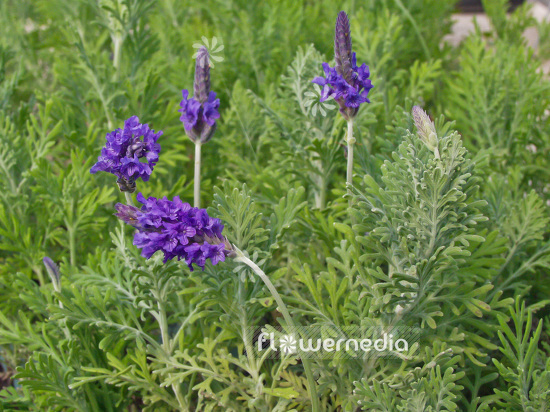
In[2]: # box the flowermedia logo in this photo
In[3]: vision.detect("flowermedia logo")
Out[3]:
[304,83,336,117]
[249,326,419,360]
[278,334,297,354]
[193,36,224,68]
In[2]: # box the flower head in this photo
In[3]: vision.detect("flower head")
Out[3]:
[90,116,162,191]
[179,46,220,143]
[312,11,373,120]
[115,193,231,270]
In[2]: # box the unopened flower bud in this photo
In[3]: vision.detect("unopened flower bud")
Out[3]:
[395,304,404,316]
[412,106,439,158]
[43,257,61,292]
[114,203,143,229]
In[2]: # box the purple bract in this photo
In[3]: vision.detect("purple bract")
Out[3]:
[90,116,162,189]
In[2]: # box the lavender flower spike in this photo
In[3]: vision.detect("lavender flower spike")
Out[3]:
[115,193,232,270]
[90,116,162,192]
[312,11,373,120]
[179,46,220,144]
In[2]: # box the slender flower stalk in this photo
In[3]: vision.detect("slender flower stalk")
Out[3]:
[233,248,320,412]
[346,118,355,191]
[156,300,187,409]
[43,257,70,339]
[194,142,201,208]
[124,191,135,207]
[179,46,220,208]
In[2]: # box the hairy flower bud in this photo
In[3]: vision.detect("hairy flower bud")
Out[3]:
[412,106,439,158]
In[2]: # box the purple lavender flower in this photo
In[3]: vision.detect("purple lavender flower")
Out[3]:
[312,11,373,120]
[115,193,231,270]
[90,116,162,192]
[179,46,220,143]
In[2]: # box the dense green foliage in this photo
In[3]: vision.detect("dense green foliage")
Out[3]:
[0,0,549,410]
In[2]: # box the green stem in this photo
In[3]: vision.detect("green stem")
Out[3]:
[233,249,320,412]
[124,191,135,207]
[346,119,355,193]
[194,142,202,208]
[32,265,45,287]
[319,180,327,210]
[158,302,170,353]
[393,0,431,60]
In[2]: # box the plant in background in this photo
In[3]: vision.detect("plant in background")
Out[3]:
[244,44,343,210]
[489,299,550,411]
[313,11,373,190]
[179,46,220,208]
